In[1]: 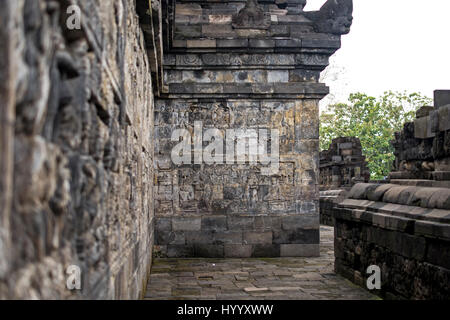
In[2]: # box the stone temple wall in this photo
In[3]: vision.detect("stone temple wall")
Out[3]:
[0,0,353,299]
[331,90,450,299]
[153,0,353,258]
[0,0,156,299]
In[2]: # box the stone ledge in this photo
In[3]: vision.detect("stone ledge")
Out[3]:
[347,183,450,210]
[334,209,450,299]
[168,82,329,95]
[333,200,450,246]
[336,198,450,228]
[164,53,330,68]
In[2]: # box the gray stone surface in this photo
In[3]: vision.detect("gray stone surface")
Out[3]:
[331,180,450,299]
[0,0,158,299]
[435,90,450,109]
[320,137,370,191]
[318,137,371,226]
[1,0,356,298]
[145,226,378,300]
[319,189,347,226]
[334,204,450,299]
[155,0,352,258]
[323,113,450,299]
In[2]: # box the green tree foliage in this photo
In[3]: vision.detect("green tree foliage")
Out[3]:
[320,91,432,180]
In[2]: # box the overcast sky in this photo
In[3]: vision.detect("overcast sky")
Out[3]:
[305,0,450,106]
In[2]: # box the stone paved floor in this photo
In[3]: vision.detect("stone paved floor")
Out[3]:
[144,226,378,300]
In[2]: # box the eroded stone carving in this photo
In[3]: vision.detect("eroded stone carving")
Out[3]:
[286,0,307,15]
[306,0,353,35]
[232,0,270,30]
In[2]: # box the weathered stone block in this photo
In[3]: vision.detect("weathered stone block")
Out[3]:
[156,231,185,245]
[217,39,249,48]
[334,197,450,299]
[194,244,225,258]
[175,25,202,38]
[186,39,217,48]
[348,183,379,200]
[176,4,203,16]
[243,231,273,244]
[267,70,289,83]
[224,245,252,258]
[367,184,394,202]
[167,245,195,258]
[275,39,302,48]
[415,220,450,240]
[185,231,215,244]
[213,231,243,245]
[227,216,254,230]
[302,38,341,49]
[249,39,275,48]
[273,228,319,244]
[269,25,290,37]
[201,216,227,231]
[280,244,320,257]
[150,0,352,260]
[156,217,172,232]
[251,244,281,258]
[202,25,235,38]
[209,15,233,24]
[434,90,450,109]
[2,0,359,297]
[281,215,319,230]
[416,106,435,118]
[172,217,202,231]
[426,239,450,269]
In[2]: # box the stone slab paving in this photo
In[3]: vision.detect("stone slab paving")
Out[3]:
[145,226,379,300]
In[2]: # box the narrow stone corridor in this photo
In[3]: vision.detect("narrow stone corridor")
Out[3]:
[145,226,378,300]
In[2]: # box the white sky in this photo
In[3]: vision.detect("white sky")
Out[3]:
[304,0,450,106]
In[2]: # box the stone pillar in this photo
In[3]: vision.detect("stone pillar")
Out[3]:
[154,0,353,258]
